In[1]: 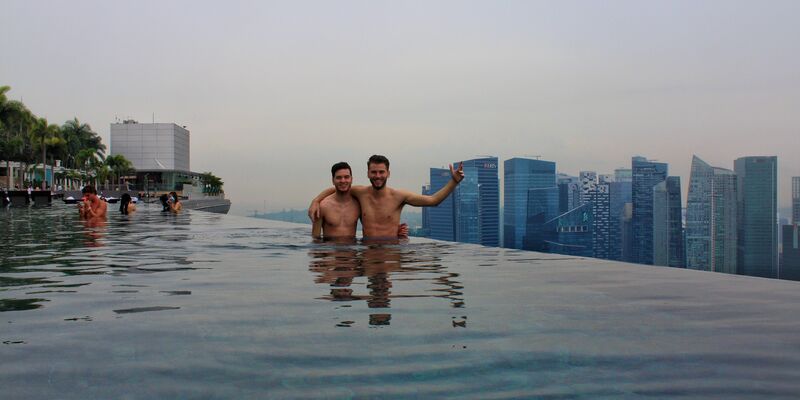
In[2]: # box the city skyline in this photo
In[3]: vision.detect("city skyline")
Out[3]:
[2,1,799,216]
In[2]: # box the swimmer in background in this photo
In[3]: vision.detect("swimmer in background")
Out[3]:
[119,193,137,215]
[77,185,107,219]
[167,191,183,214]
[312,161,407,240]
[310,155,462,239]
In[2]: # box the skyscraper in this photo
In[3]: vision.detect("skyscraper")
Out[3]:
[710,170,738,274]
[781,224,800,281]
[686,156,738,273]
[544,203,593,257]
[523,186,558,251]
[427,168,455,242]
[735,156,778,279]
[615,168,633,183]
[653,177,684,267]
[609,180,632,261]
[557,174,580,214]
[580,171,597,205]
[504,158,556,249]
[420,184,431,237]
[590,183,612,260]
[631,156,668,265]
[453,157,499,246]
[793,177,800,225]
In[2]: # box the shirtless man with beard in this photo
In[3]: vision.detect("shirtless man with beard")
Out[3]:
[310,155,463,239]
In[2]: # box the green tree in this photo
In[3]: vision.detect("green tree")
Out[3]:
[0,86,32,188]
[199,172,224,195]
[31,117,61,189]
[105,154,135,190]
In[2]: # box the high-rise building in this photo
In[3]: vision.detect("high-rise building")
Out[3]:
[426,168,455,242]
[590,183,612,260]
[420,185,431,237]
[609,181,632,261]
[615,168,633,183]
[735,156,778,279]
[653,177,684,267]
[523,186,558,251]
[504,158,556,249]
[781,224,800,281]
[631,156,668,265]
[453,157,499,246]
[685,156,738,273]
[580,171,597,205]
[557,174,581,214]
[621,203,634,262]
[793,177,800,224]
[544,203,593,257]
[710,170,738,274]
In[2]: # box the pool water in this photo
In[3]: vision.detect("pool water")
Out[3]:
[2,204,800,399]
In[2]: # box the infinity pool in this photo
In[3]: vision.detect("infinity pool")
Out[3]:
[2,204,800,399]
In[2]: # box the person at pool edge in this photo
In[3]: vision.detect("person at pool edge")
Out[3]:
[311,161,409,239]
[309,155,464,238]
[77,185,107,219]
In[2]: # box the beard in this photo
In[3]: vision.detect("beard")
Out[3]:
[370,178,386,190]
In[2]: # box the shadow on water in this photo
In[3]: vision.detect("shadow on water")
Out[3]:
[308,238,466,327]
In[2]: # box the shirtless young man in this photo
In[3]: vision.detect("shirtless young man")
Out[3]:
[77,185,108,219]
[312,162,409,239]
[312,162,361,239]
[309,155,464,238]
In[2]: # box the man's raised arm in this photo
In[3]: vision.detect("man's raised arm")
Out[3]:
[404,162,464,207]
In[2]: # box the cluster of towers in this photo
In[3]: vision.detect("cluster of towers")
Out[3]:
[420,155,800,281]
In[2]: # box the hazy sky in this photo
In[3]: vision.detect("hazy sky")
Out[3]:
[3,1,799,216]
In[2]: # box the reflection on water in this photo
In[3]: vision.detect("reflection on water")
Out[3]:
[4,203,800,399]
[0,204,197,312]
[309,239,466,326]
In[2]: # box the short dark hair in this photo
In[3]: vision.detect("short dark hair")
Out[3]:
[81,185,96,195]
[331,162,352,178]
[368,155,390,169]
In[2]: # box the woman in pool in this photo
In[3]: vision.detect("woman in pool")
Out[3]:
[119,193,136,215]
[167,191,183,214]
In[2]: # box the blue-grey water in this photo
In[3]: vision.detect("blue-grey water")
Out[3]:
[2,203,800,399]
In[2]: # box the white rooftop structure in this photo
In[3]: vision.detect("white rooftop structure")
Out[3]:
[110,121,190,171]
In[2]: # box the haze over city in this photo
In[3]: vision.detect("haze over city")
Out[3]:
[2,0,799,216]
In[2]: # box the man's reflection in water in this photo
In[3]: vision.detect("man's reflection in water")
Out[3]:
[81,217,107,247]
[308,238,465,327]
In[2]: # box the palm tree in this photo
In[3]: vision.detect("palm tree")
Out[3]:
[0,86,32,188]
[31,117,61,189]
[105,154,135,190]
[199,172,224,195]
[61,118,105,170]
[47,135,67,189]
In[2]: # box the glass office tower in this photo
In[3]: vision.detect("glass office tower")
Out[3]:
[523,186,558,251]
[453,157,499,247]
[686,156,738,273]
[631,156,668,265]
[735,156,778,278]
[504,158,556,249]
[653,177,684,267]
[793,177,800,225]
[427,168,456,242]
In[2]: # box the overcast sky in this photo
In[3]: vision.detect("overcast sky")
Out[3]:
[3,0,799,217]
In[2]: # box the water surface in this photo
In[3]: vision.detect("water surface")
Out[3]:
[2,204,800,399]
